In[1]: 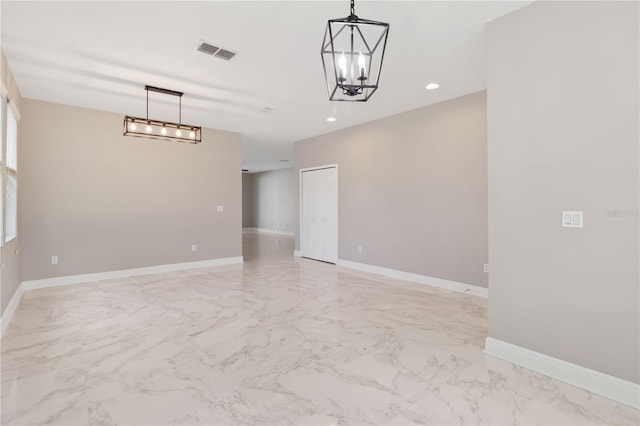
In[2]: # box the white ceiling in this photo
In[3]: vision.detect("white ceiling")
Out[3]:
[1,1,530,172]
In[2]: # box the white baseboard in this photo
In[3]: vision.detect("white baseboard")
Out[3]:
[1,283,24,337]
[21,256,244,291]
[243,227,295,237]
[2,256,243,337]
[336,258,488,298]
[485,337,639,409]
[293,250,301,257]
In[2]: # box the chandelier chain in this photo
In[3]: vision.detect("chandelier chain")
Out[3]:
[350,0,355,16]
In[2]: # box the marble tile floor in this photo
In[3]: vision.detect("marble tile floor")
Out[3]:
[1,232,638,425]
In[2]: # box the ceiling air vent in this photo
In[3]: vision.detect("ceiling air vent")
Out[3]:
[215,49,236,61]
[197,41,219,55]
[196,40,237,61]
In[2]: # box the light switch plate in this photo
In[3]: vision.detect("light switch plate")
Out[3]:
[562,211,583,228]
[217,205,224,213]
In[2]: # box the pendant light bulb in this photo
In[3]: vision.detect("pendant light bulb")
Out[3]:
[338,52,347,80]
[130,122,137,131]
[161,126,167,135]
[176,129,182,137]
[358,52,366,78]
[189,131,196,138]
[145,124,152,133]
[358,52,365,69]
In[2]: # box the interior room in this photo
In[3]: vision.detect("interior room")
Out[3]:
[0,1,638,425]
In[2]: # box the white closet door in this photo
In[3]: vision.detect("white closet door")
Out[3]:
[301,166,337,263]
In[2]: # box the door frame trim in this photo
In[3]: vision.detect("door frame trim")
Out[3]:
[299,164,339,263]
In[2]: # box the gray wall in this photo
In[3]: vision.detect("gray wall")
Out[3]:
[20,99,242,281]
[248,168,295,233]
[487,1,639,383]
[1,50,23,315]
[295,92,488,288]
[242,173,254,228]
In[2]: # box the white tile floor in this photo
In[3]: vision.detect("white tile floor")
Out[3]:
[1,232,638,425]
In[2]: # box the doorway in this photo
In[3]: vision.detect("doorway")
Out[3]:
[300,165,338,263]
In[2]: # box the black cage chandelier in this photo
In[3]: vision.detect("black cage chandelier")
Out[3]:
[123,85,202,144]
[321,0,390,102]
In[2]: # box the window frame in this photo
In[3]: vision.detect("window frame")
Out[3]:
[1,95,20,246]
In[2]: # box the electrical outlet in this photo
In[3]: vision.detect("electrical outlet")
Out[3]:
[357,245,363,253]
[51,256,59,265]
[217,205,224,213]
[483,264,489,273]
[192,245,197,252]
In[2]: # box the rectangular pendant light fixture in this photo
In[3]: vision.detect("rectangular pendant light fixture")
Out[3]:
[123,85,202,144]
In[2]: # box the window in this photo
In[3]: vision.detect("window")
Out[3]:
[3,101,18,243]
[0,98,3,243]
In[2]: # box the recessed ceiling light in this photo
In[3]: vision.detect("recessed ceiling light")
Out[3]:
[261,106,275,113]
[425,83,440,90]
[326,117,336,122]
[280,159,289,162]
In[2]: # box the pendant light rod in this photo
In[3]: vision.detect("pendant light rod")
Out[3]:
[144,85,184,125]
[144,85,184,97]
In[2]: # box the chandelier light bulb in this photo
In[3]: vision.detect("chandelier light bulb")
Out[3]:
[358,52,365,69]
[338,52,347,80]
[358,52,366,79]
[189,131,196,138]
[130,122,137,131]
[338,53,346,69]
[176,129,182,137]
[161,126,167,135]
[146,124,152,133]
